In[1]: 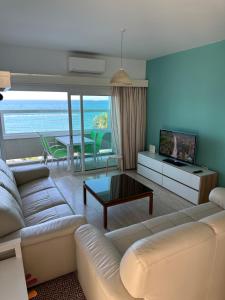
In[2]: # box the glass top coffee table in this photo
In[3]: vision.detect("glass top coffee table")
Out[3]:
[83,174,153,229]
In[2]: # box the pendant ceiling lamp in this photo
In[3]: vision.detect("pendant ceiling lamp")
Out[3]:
[110,29,132,86]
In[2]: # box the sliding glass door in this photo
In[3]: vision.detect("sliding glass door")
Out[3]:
[68,94,116,173]
[83,95,113,171]
[0,89,116,173]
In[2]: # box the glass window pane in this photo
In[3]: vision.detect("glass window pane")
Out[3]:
[0,91,68,135]
[83,95,111,131]
[83,95,115,171]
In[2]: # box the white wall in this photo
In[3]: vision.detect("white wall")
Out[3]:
[0,44,146,79]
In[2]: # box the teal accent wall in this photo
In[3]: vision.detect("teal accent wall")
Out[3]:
[146,40,225,186]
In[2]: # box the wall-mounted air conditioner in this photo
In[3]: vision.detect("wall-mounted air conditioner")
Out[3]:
[0,71,11,91]
[68,57,106,74]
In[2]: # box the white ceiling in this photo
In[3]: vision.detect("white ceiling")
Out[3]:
[0,0,225,60]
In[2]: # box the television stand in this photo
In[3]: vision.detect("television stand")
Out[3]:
[137,152,218,205]
[163,158,187,167]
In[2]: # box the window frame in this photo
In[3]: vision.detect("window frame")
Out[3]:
[0,87,112,140]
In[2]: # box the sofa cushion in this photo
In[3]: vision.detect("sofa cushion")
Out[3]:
[106,211,194,255]
[0,187,24,237]
[18,177,55,198]
[21,188,66,218]
[180,201,222,220]
[106,202,222,255]
[0,159,16,183]
[106,222,153,255]
[0,170,22,207]
[25,204,74,226]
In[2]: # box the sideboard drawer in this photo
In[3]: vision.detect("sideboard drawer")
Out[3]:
[138,164,163,185]
[163,163,200,190]
[138,153,163,173]
[162,176,199,204]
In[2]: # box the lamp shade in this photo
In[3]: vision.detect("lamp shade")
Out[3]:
[110,68,132,86]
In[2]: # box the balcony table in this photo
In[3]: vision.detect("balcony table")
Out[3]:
[55,135,95,170]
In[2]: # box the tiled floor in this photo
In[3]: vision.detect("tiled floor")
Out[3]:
[50,164,193,232]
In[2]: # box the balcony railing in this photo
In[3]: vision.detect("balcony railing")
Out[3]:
[0,109,111,139]
[0,109,113,163]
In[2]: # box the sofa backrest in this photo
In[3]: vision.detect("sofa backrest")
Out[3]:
[120,222,216,300]
[0,170,22,207]
[201,210,225,300]
[0,187,25,237]
[0,159,16,183]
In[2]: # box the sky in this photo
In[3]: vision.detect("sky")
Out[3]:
[2,91,110,101]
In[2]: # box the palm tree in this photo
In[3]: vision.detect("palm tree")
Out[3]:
[93,112,108,129]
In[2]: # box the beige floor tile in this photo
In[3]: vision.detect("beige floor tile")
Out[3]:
[50,166,193,232]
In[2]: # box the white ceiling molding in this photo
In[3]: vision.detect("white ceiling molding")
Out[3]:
[11,73,148,88]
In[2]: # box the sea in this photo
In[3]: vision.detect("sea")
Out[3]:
[0,100,110,134]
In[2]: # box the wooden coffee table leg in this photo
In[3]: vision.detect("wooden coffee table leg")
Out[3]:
[83,184,87,205]
[149,193,153,214]
[103,206,108,229]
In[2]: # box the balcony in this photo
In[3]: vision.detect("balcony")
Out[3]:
[0,92,116,172]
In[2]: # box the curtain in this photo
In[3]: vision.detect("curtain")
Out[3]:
[111,86,147,170]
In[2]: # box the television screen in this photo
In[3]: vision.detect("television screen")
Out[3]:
[159,130,197,164]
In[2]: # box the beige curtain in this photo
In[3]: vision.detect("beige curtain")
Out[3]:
[111,86,147,170]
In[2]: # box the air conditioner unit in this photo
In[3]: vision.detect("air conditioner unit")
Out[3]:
[0,71,11,91]
[68,57,106,74]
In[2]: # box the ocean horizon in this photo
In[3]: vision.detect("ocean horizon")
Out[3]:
[0,100,110,134]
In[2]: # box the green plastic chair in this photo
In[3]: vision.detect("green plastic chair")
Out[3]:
[73,144,81,168]
[84,130,97,156]
[90,130,98,140]
[95,131,105,159]
[73,144,81,153]
[39,134,67,166]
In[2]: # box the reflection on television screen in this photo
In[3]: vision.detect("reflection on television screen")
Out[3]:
[159,130,196,164]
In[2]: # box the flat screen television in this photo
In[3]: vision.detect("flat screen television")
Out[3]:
[159,129,197,164]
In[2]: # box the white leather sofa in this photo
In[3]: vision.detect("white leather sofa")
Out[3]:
[75,187,225,300]
[0,159,86,285]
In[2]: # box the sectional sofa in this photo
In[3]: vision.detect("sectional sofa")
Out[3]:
[75,187,225,300]
[2,156,225,300]
[0,159,86,285]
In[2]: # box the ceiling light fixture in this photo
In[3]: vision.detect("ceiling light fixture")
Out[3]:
[110,29,132,86]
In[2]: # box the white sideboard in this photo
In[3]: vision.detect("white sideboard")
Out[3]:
[137,152,218,204]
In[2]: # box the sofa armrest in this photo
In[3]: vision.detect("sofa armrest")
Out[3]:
[12,165,50,186]
[209,187,225,209]
[75,224,134,300]
[21,215,86,246]
[20,215,87,285]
